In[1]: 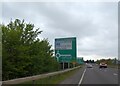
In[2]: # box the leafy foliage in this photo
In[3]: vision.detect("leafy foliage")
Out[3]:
[2,19,59,80]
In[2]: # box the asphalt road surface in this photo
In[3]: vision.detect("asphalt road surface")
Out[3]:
[60,64,118,85]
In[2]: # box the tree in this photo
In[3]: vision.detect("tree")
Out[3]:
[2,19,59,80]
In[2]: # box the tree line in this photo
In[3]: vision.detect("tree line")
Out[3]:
[96,58,118,65]
[1,19,59,81]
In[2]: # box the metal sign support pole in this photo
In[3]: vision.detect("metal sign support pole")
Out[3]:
[63,62,64,70]
[68,62,70,68]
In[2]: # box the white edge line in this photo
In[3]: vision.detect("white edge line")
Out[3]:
[78,69,86,86]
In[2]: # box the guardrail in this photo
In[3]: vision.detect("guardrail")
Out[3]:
[3,66,81,85]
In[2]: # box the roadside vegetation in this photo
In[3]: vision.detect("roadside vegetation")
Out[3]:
[2,19,60,81]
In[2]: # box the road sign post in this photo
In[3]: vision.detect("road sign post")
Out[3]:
[68,62,70,68]
[63,62,64,70]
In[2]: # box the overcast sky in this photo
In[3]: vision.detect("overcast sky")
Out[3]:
[1,1,118,60]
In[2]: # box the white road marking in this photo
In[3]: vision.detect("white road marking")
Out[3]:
[78,69,86,86]
[113,73,118,76]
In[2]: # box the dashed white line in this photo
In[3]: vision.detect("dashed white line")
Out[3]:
[113,73,118,76]
[78,69,86,86]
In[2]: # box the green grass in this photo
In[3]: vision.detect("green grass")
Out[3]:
[11,67,81,86]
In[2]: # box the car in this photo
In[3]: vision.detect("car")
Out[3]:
[99,62,107,68]
[86,63,93,68]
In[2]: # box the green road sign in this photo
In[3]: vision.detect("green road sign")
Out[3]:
[55,37,76,63]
